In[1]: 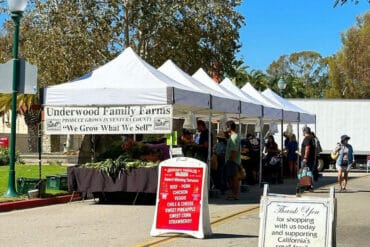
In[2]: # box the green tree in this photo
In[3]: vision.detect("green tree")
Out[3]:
[266,51,329,98]
[0,1,116,151]
[126,1,244,78]
[244,70,269,91]
[0,1,245,151]
[232,61,249,88]
[326,11,370,98]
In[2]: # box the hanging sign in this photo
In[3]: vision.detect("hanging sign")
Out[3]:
[151,157,212,239]
[44,105,172,135]
[259,185,337,247]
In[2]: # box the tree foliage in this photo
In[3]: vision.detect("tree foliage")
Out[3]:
[121,1,244,78]
[326,11,370,98]
[0,0,244,88]
[266,51,329,98]
[0,0,244,151]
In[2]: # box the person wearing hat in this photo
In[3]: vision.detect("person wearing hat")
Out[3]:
[335,134,354,192]
[301,126,316,190]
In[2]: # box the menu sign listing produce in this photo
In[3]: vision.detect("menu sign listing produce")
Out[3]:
[151,158,212,239]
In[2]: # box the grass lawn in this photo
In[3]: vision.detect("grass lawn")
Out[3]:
[0,164,68,202]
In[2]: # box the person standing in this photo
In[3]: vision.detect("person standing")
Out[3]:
[212,132,227,191]
[194,120,209,163]
[225,120,241,200]
[286,134,298,178]
[301,127,316,189]
[311,132,322,181]
[240,134,253,185]
[335,135,354,192]
[263,135,279,165]
[248,133,260,185]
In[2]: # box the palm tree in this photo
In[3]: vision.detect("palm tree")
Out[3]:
[0,94,40,152]
[245,70,269,91]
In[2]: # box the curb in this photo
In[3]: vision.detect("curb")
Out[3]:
[0,193,81,213]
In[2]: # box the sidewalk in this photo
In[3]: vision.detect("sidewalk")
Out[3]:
[0,172,369,247]
[135,172,370,247]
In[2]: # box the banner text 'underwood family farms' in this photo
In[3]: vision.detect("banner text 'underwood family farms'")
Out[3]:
[44,105,172,135]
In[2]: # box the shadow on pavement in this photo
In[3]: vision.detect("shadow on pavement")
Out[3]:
[207,233,258,239]
[209,174,340,205]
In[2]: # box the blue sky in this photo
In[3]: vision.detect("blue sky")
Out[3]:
[238,0,370,72]
[1,1,368,73]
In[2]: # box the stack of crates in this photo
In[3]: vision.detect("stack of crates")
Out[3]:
[17,177,46,195]
[46,174,68,191]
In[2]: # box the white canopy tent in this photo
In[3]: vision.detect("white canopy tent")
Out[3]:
[261,89,299,123]
[192,68,241,114]
[219,78,266,119]
[44,47,210,115]
[262,88,315,124]
[158,60,246,116]
[241,83,283,121]
[262,88,317,161]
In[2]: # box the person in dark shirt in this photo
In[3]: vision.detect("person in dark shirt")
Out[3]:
[286,134,298,178]
[301,126,316,187]
[311,132,322,181]
[248,134,260,184]
[194,120,209,163]
[263,135,279,164]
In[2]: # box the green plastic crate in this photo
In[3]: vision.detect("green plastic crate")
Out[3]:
[46,174,68,191]
[17,177,46,195]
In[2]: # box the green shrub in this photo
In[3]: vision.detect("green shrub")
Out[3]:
[0,147,24,166]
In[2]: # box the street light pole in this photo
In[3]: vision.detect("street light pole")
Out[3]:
[277,76,287,184]
[277,77,287,97]
[4,0,27,197]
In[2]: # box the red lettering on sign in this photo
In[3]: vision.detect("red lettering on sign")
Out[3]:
[156,166,203,231]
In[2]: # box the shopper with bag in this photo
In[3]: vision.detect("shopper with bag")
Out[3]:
[300,127,316,190]
[335,135,354,192]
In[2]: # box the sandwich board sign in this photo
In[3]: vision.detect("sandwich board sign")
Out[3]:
[259,184,337,247]
[151,157,212,239]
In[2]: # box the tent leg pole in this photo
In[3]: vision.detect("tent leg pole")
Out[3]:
[208,112,212,191]
[280,117,284,184]
[259,117,264,187]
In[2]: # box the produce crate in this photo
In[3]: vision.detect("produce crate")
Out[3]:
[46,174,68,191]
[17,177,46,195]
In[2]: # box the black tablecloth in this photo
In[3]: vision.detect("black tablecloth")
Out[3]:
[67,166,158,193]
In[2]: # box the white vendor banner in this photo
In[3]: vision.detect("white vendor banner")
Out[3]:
[44,105,173,135]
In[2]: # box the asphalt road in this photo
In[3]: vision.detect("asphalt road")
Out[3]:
[0,172,369,247]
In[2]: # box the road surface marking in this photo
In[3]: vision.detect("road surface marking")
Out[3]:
[132,206,260,247]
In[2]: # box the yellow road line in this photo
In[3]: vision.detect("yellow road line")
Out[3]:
[132,206,260,247]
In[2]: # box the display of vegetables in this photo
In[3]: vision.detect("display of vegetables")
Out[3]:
[79,154,159,181]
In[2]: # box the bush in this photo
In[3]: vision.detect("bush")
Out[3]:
[0,147,24,166]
